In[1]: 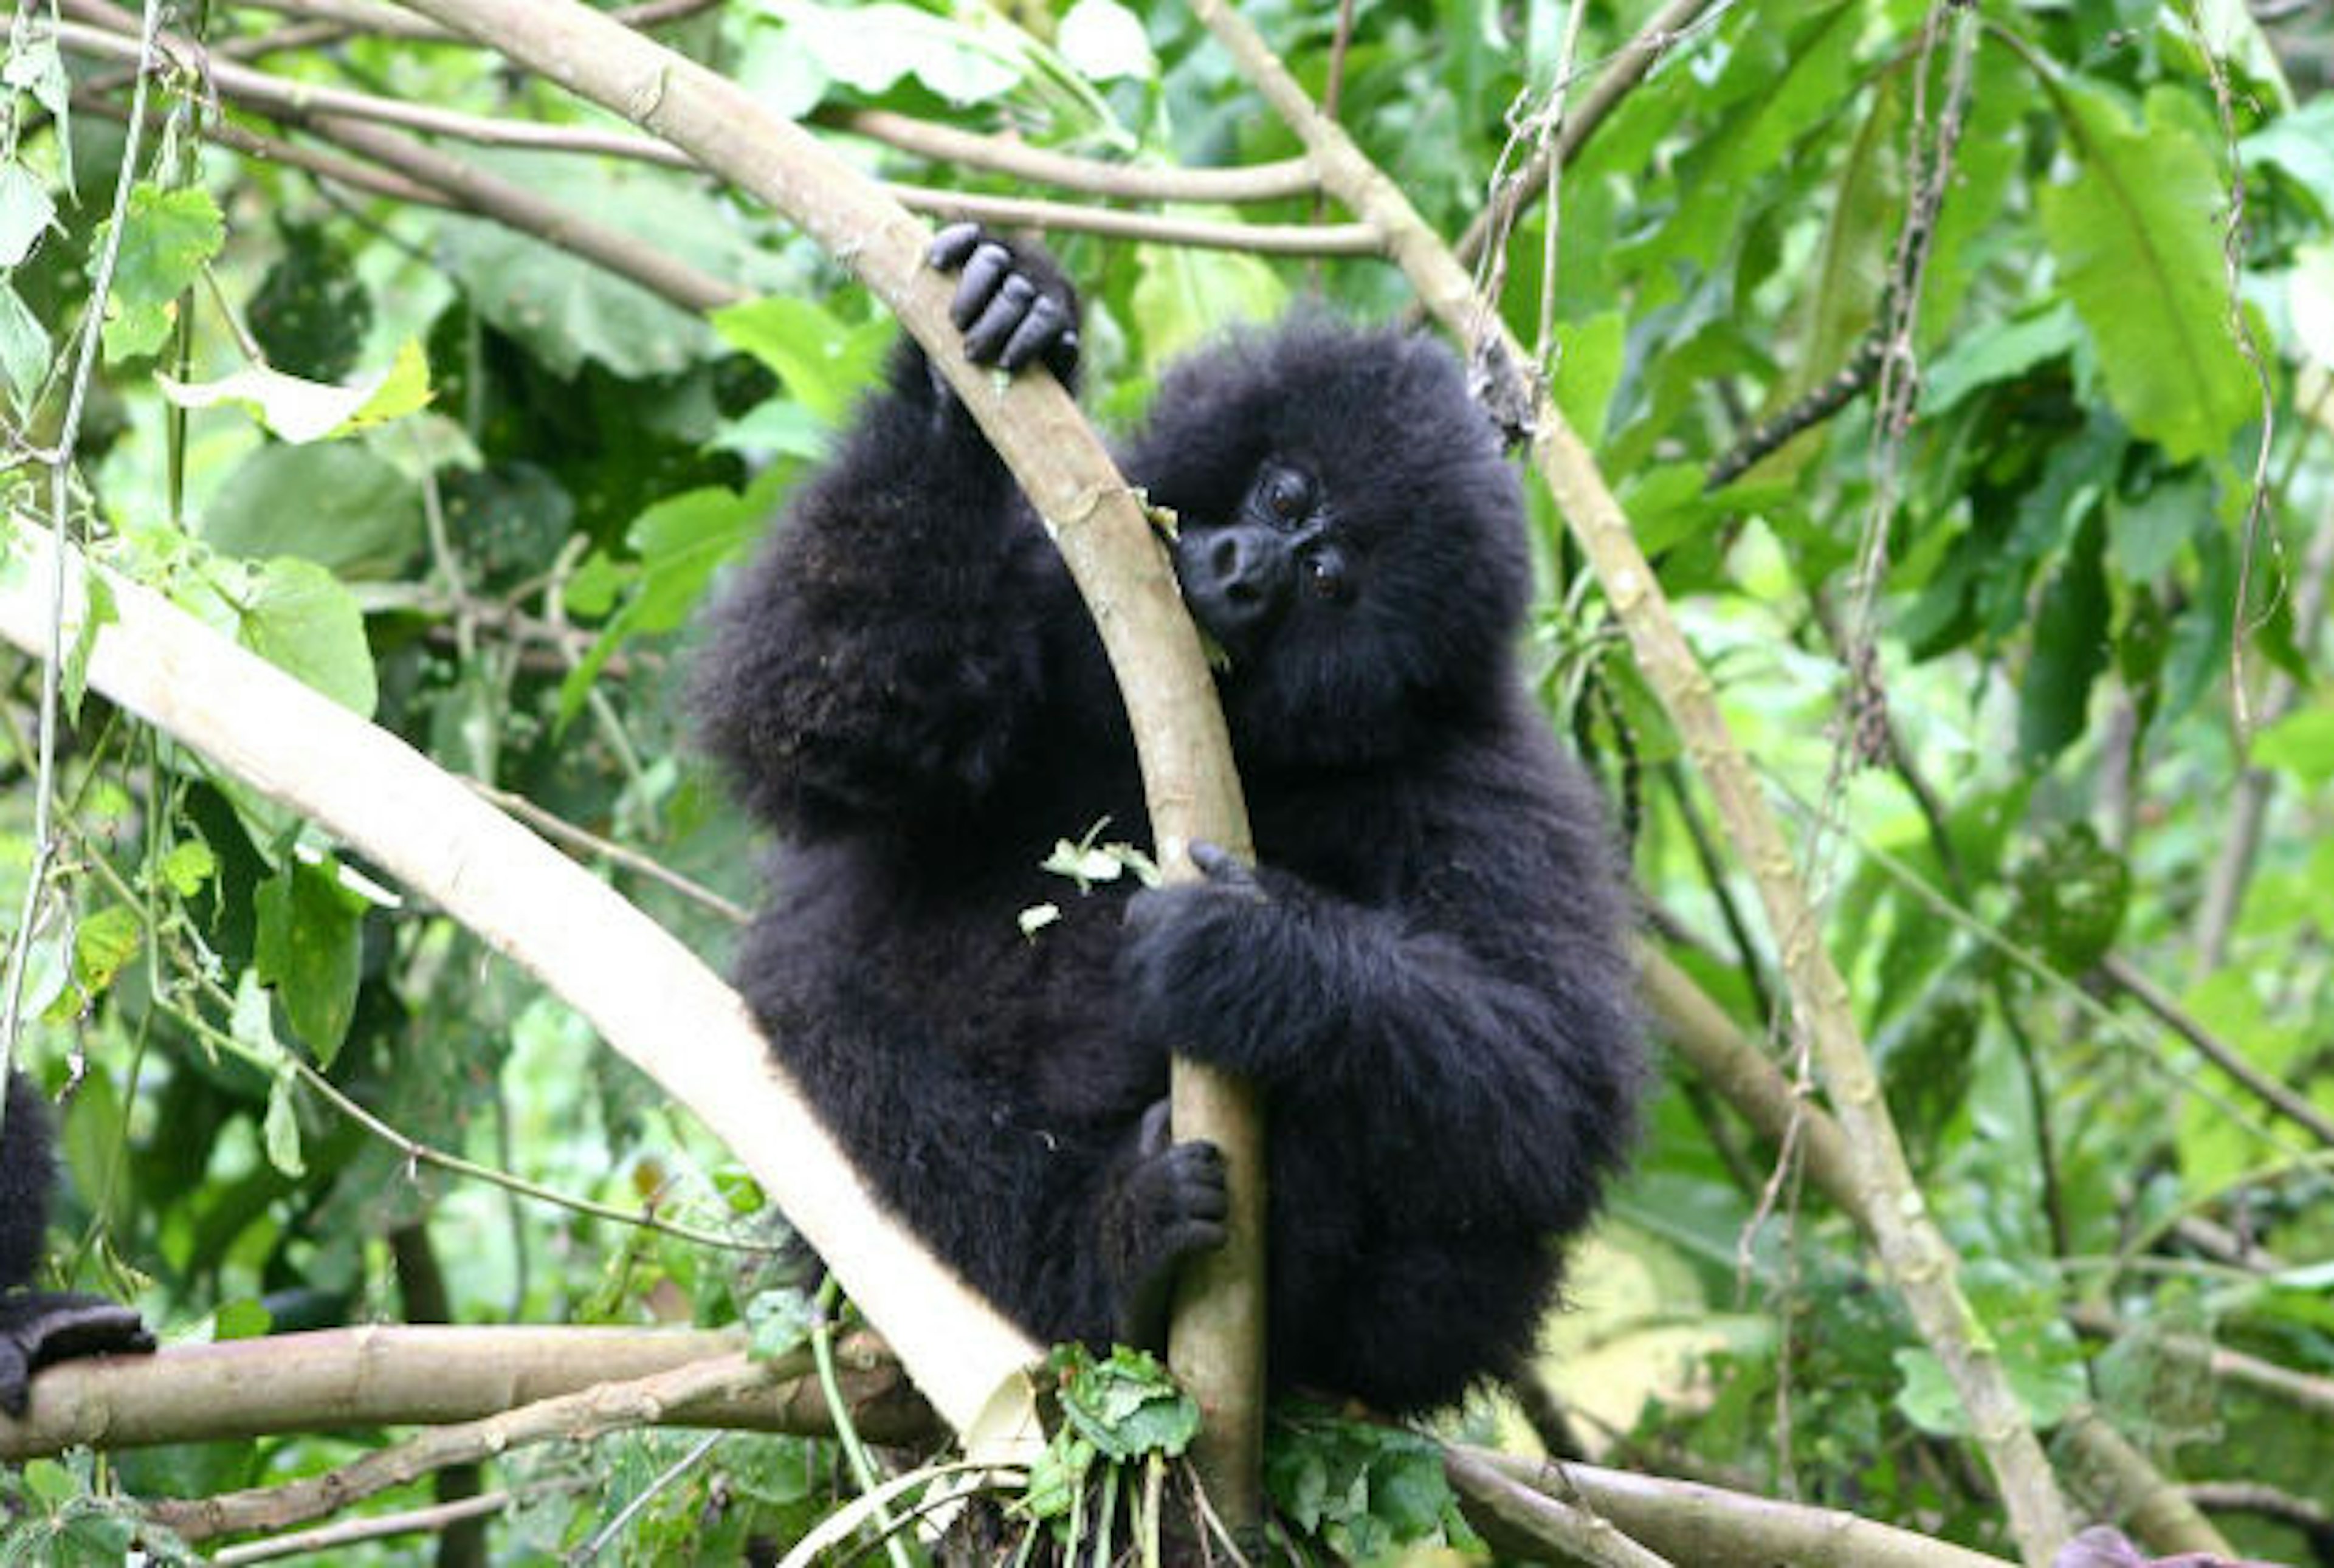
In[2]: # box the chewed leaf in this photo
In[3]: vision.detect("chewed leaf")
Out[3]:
[159,339,431,443]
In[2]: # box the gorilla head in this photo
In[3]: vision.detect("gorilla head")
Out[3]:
[1121,318,1534,771]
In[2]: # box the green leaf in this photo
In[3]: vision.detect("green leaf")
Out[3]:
[1550,311,1624,449]
[557,470,782,721]
[2017,508,2109,762]
[2106,469,2209,581]
[159,837,218,898]
[1132,239,1288,367]
[96,184,225,361]
[1895,1268,2088,1437]
[0,281,52,410]
[253,854,367,1064]
[757,0,1023,102]
[232,557,380,717]
[2288,240,2334,373]
[71,905,142,1000]
[61,569,114,724]
[2037,84,2259,462]
[2006,822,2129,973]
[262,1072,306,1178]
[202,443,422,579]
[1057,0,1155,80]
[0,158,57,267]
[432,151,789,379]
[159,339,432,443]
[1921,304,2081,415]
[709,296,888,425]
[2240,92,2334,204]
[213,1298,274,1341]
[2253,706,2334,785]
[1050,1344,1200,1462]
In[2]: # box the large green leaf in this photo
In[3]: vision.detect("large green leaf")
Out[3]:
[254,854,367,1065]
[709,295,889,425]
[2017,507,2109,762]
[201,444,422,581]
[1131,236,1288,368]
[96,184,224,361]
[2037,84,2260,463]
[243,560,378,717]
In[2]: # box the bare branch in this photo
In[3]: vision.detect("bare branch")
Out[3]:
[0,1327,935,1463]
[0,520,1042,1445]
[2099,954,2334,1147]
[1179,4,2077,1556]
[1462,1449,2020,1568]
[816,106,1318,203]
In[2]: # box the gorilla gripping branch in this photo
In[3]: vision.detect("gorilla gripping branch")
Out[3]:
[390,0,1272,1520]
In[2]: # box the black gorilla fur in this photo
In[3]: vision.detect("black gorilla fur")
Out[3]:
[695,230,1642,1414]
[1,1069,153,1415]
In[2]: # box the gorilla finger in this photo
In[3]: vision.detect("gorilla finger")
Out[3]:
[929,221,983,271]
[1045,326,1081,380]
[949,241,1014,329]
[0,1347,25,1419]
[1190,842,1265,897]
[998,295,1068,373]
[1160,1217,1229,1259]
[1137,1097,1174,1154]
[963,275,1039,363]
[1189,841,1239,879]
[1172,1177,1229,1224]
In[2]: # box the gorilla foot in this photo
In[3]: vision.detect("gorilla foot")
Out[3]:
[1100,1100,1228,1350]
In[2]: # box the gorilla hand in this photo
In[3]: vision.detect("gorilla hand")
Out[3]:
[0,1291,156,1417]
[928,221,1081,381]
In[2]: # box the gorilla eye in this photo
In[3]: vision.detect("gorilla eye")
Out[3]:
[1303,548,1351,603]
[1264,469,1313,524]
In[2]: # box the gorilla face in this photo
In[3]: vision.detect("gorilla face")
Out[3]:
[1170,460,1355,662]
[1131,320,1532,771]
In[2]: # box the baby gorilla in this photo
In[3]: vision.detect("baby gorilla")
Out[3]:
[695,227,1642,1414]
[1,1069,153,1416]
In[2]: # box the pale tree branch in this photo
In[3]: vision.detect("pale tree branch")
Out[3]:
[66,7,1373,258]
[0,1327,931,1465]
[0,521,1043,1449]
[1460,1449,2023,1568]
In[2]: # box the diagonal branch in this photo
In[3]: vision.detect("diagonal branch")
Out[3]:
[0,519,1044,1446]
[1181,2,2079,1561]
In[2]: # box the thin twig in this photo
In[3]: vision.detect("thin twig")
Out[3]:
[146,1352,789,1542]
[2098,955,2334,1147]
[816,106,1317,204]
[467,779,751,926]
[1,0,168,1144]
[212,1490,528,1566]
[1453,0,1733,272]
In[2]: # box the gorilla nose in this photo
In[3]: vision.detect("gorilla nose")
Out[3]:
[1174,524,1289,655]
[1202,528,1288,615]
[1210,534,1271,604]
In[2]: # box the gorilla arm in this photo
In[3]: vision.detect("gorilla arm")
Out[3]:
[1118,796,1639,1239]
[1,1070,154,1418]
[692,229,1085,838]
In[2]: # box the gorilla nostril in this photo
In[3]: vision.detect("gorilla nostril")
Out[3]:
[1209,536,1243,579]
